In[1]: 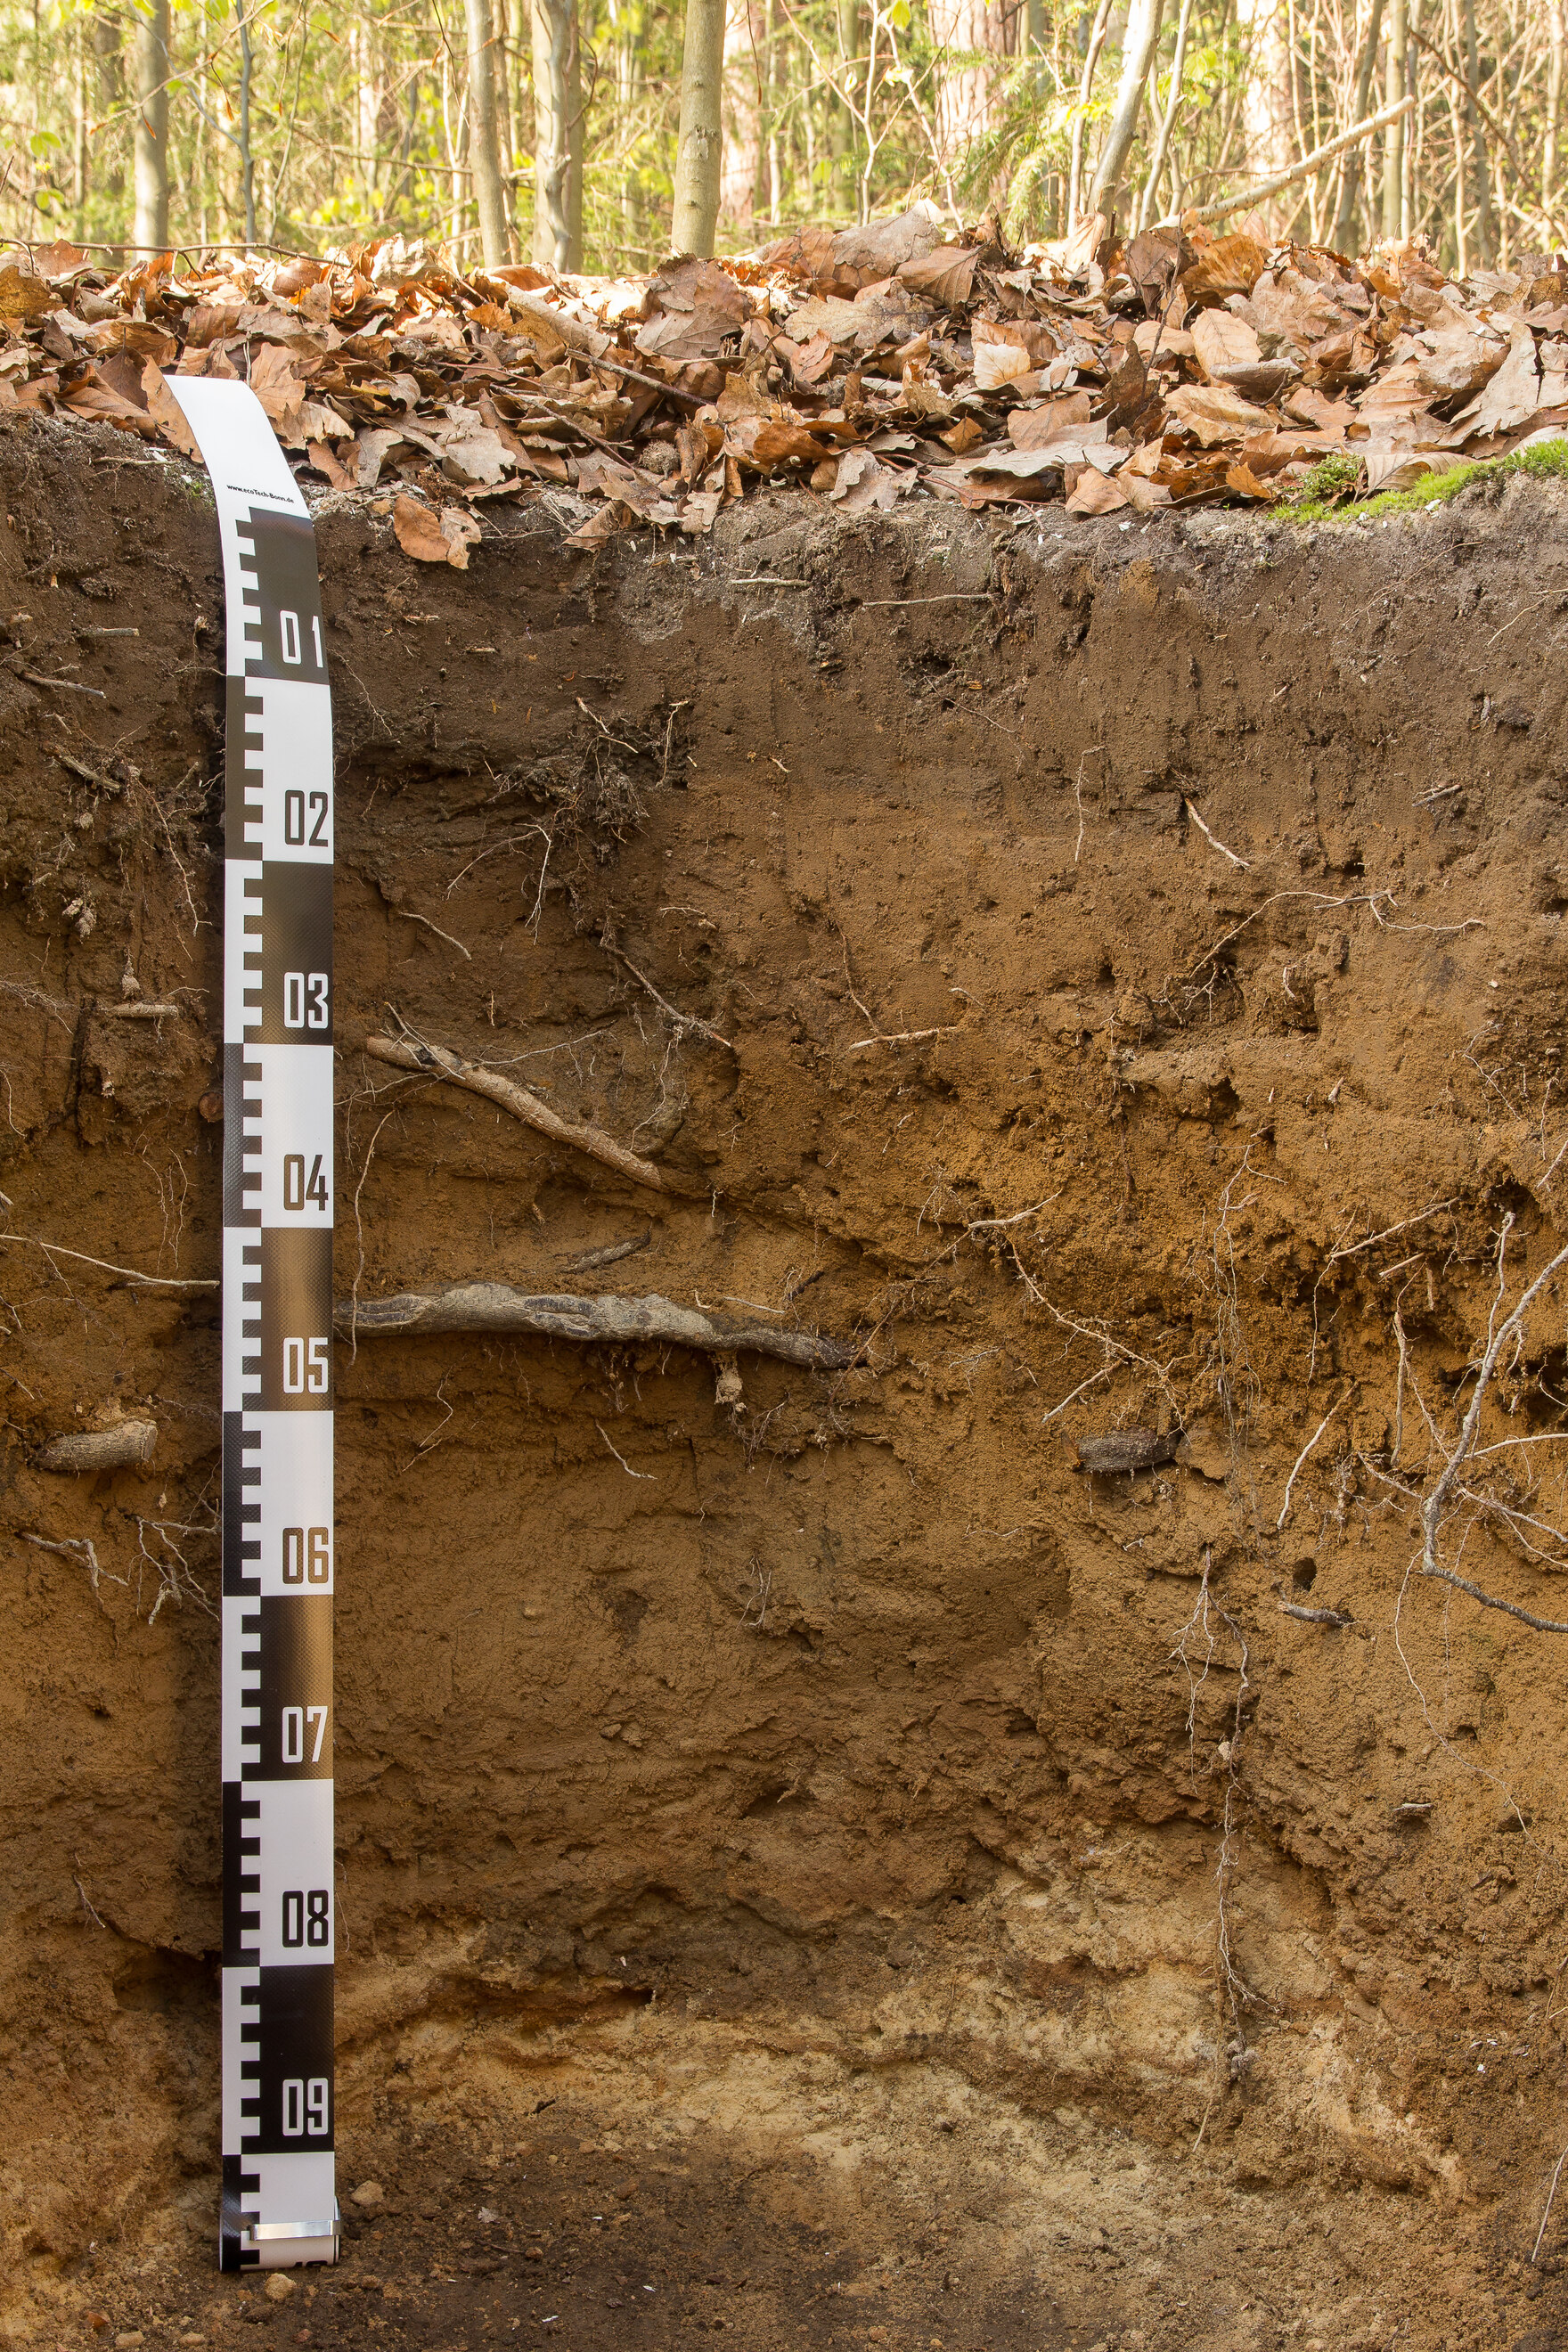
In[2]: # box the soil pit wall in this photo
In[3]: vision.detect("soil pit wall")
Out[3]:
[4,421,1568,2349]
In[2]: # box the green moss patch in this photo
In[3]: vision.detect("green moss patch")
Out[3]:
[1282,434,1568,524]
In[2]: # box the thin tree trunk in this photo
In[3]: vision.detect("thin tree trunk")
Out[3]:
[928,0,1008,158]
[532,0,576,265]
[493,0,518,252]
[720,0,765,228]
[235,0,257,246]
[132,0,169,251]
[1138,0,1194,226]
[567,0,584,265]
[1087,0,1165,222]
[1460,0,1493,258]
[465,0,510,261]
[1382,0,1406,235]
[766,0,784,218]
[1237,0,1295,198]
[1546,0,1564,216]
[834,0,859,209]
[672,0,726,254]
[1067,0,1114,229]
[1331,0,1384,247]
[73,13,89,238]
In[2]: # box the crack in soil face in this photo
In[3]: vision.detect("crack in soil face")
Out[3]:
[4,421,1568,2350]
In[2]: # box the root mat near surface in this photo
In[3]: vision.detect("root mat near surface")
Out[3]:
[4,432,1568,2351]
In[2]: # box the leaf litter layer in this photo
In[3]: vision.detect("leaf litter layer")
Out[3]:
[3,207,1566,558]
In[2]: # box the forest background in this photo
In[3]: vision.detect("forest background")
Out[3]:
[0,0,1563,299]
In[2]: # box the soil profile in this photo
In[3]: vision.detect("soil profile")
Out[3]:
[3,415,1568,2352]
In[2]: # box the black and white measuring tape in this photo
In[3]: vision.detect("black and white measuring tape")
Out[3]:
[169,381,338,2274]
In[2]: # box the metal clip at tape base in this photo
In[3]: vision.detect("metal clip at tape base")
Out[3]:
[246,2214,341,2270]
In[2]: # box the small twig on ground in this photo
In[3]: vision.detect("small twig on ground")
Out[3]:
[403,1374,454,1468]
[1041,1298,1185,1423]
[1534,2148,1568,2265]
[855,592,995,608]
[600,933,734,1053]
[1184,799,1251,870]
[22,1530,124,1609]
[1073,747,1101,865]
[845,1025,960,1052]
[1323,1200,1456,1273]
[363,1024,688,1196]
[0,1234,216,1289]
[563,1232,650,1273]
[597,1419,655,1480]
[396,908,471,960]
[1416,1564,1568,1636]
[348,1109,395,1363]
[72,1858,106,1928]
[658,700,691,788]
[1278,1601,1352,1627]
[21,672,106,697]
[1417,1213,1568,1611]
[1277,1398,1344,1531]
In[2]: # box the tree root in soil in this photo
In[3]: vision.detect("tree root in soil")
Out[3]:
[363,1032,700,1196]
[334,1281,857,1369]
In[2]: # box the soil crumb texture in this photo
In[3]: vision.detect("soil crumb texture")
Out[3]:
[4,414,1568,2352]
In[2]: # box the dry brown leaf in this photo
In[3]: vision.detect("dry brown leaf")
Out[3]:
[728,415,837,470]
[249,342,309,445]
[784,294,861,347]
[679,487,723,535]
[829,448,914,514]
[61,380,154,434]
[563,501,629,551]
[1413,323,1507,403]
[140,360,200,457]
[392,493,481,568]
[1164,383,1273,445]
[828,209,941,289]
[30,239,88,282]
[1360,445,1468,492]
[1065,468,1130,516]
[899,378,954,422]
[1008,393,1098,450]
[634,258,748,363]
[1223,461,1276,502]
[941,417,983,454]
[1455,324,1543,438]
[758,225,838,286]
[434,415,514,488]
[1123,226,1183,314]
[897,246,980,306]
[1190,310,1263,382]
[1248,265,1359,353]
[1240,427,1345,474]
[1180,235,1269,307]
[1133,320,1196,359]
[972,320,1036,390]
[783,331,837,388]
[88,317,178,364]
[305,440,355,491]
[0,264,54,324]
[392,493,452,563]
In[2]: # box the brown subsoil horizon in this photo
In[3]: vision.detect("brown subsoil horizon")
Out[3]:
[4,414,1568,2352]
